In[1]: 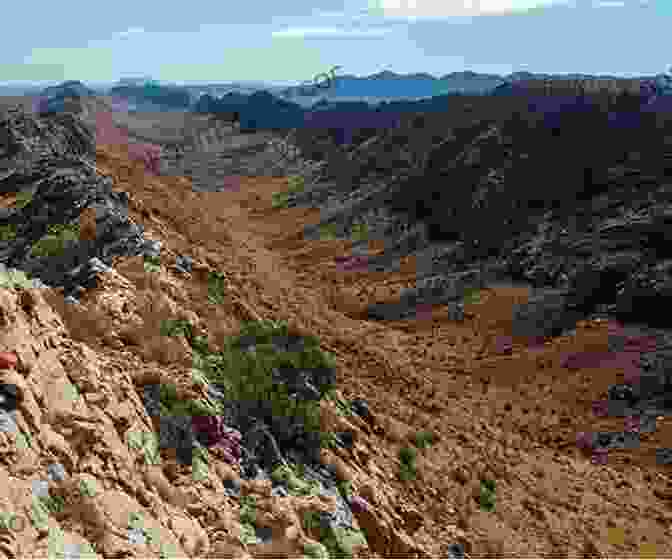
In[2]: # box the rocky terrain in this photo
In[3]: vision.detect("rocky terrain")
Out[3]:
[0,84,671,558]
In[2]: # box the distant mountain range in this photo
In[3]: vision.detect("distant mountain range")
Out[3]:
[276,70,663,102]
[277,70,505,100]
[2,71,667,106]
[40,80,97,99]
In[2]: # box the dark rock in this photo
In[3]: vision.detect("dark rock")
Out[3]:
[349,398,371,419]
[173,254,193,274]
[446,543,465,558]
[0,105,159,301]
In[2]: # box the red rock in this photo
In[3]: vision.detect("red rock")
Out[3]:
[0,352,17,370]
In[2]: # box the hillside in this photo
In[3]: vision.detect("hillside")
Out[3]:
[0,86,671,558]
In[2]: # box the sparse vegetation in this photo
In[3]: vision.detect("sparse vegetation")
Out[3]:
[398,445,418,482]
[195,318,336,437]
[0,223,18,241]
[271,463,321,497]
[462,286,483,304]
[350,221,369,242]
[272,174,306,208]
[336,479,352,499]
[0,267,35,289]
[143,254,161,273]
[479,478,497,512]
[14,190,33,209]
[207,271,227,304]
[30,222,80,257]
[318,223,338,241]
[414,429,436,449]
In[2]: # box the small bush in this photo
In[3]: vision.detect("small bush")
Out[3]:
[0,224,17,241]
[350,221,369,242]
[336,479,352,499]
[303,541,329,559]
[479,478,497,512]
[272,191,290,209]
[39,494,65,514]
[143,255,161,273]
[30,222,80,257]
[158,381,223,417]
[398,446,418,482]
[239,495,257,525]
[414,429,436,449]
[160,318,194,340]
[207,271,227,304]
[0,268,35,289]
[14,191,33,209]
[463,286,483,304]
[286,175,305,193]
[320,431,338,449]
[318,223,338,241]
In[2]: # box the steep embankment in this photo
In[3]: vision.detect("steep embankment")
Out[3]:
[0,97,671,558]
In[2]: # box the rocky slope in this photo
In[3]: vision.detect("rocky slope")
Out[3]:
[0,92,671,558]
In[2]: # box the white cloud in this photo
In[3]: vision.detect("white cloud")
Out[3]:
[373,0,572,19]
[117,27,145,38]
[594,0,625,6]
[272,26,394,38]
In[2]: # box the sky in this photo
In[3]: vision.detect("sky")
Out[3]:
[0,0,668,86]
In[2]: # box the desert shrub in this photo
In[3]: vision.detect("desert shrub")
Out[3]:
[143,255,161,273]
[398,445,418,482]
[30,222,80,257]
[0,224,17,241]
[14,190,33,209]
[198,319,336,435]
[414,429,436,449]
[480,478,497,512]
[207,271,227,304]
[0,267,35,289]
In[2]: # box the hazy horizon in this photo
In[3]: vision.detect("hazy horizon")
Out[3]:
[0,0,667,86]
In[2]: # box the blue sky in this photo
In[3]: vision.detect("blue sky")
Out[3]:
[0,0,667,85]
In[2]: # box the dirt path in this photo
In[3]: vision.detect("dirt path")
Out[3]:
[91,142,672,557]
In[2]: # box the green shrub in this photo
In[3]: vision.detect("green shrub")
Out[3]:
[320,526,368,559]
[272,191,290,209]
[271,463,320,497]
[30,223,80,258]
[14,191,33,209]
[463,286,483,304]
[414,429,436,449]
[350,222,369,242]
[39,495,65,515]
[335,479,352,499]
[143,255,161,273]
[0,223,17,241]
[271,176,305,209]
[198,319,336,436]
[320,431,338,449]
[207,271,227,304]
[398,446,418,482]
[302,510,323,532]
[0,268,35,289]
[160,318,194,340]
[318,223,338,241]
[286,175,305,192]
[158,381,223,417]
[480,478,497,512]
[239,495,257,525]
[303,541,329,559]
